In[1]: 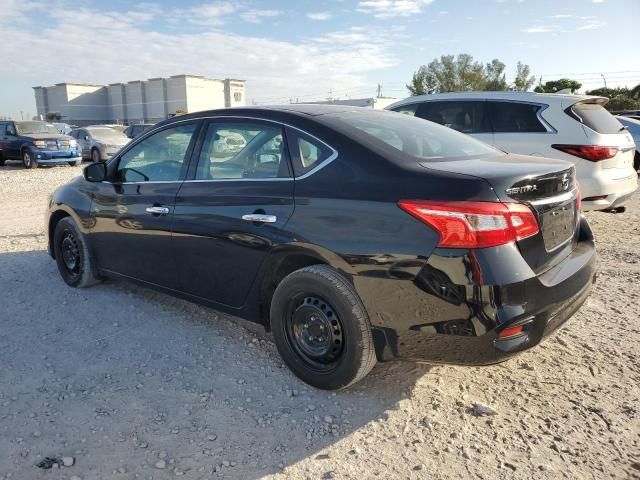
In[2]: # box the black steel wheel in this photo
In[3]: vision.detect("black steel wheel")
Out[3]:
[285,295,345,370]
[53,217,102,288]
[270,265,376,390]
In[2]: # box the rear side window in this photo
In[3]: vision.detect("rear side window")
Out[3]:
[489,102,547,133]
[0,123,6,136]
[570,102,623,134]
[195,121,289,180]
[416,101,490,133]
[286,129,334,177]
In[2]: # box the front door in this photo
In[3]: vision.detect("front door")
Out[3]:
[88,121,201,288]
[171,118,295,307]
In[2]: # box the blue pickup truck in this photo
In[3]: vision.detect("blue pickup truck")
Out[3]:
[0,120,82,168]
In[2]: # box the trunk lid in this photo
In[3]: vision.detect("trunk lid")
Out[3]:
[419,154,580,273]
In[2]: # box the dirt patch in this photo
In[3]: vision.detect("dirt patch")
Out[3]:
[0,164,638,479]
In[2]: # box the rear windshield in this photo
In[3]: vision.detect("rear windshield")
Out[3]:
[332,110,498,161]
[570,102,623,134]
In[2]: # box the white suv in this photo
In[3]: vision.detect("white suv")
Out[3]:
[387,92,638,211]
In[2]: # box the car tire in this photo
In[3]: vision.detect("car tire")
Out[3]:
[270,265,377,390]
[0,152,5,166]
[53,217,102,288]
[69,160,81,166]
[91,148,101,163]
[634,152,639,173]
[23,150,37,169]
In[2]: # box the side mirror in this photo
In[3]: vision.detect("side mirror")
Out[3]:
[84,162,107,182]
[84,135,90,141]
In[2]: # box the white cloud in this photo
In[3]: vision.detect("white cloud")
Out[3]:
[523,25,554,33]
[307,11,333,21]
[240,9,283,23]
[0,5,400,105]
[356,0,435,18]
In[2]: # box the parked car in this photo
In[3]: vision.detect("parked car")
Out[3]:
[70,126,130,163]
[387,92,638,212]
[0,120,82,168]
[124,123,155,139]
[616,116,640,171]
[52,122,73,135]
[46,106,596,390]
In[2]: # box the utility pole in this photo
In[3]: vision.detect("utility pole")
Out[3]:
[20,111,24,120]
[600,73,607,89]
[376,83,382,98]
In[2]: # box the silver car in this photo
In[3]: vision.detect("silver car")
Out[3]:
[71,126,130,163]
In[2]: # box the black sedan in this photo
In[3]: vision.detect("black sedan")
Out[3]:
[46,105,596,390]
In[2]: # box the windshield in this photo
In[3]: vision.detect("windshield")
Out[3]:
[332,110,499,161]
[88,127,128,142]
[16,121,59,135]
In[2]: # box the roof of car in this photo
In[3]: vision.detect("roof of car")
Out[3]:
[386,91,608,109]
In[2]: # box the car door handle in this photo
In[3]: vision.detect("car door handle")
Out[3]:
[241,214,277,223]
[145,206,170,215]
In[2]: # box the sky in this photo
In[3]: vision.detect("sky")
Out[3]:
[0,0,639,119]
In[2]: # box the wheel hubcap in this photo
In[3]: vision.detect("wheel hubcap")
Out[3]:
[24,153,30,166]
[288,296,344,367]
[61,232,80,273]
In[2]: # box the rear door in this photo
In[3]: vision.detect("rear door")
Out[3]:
[88,121,201,288]
[415,101,494,145]
[486,101,554,157]
[171,118,294,307]
[77,129,91,158]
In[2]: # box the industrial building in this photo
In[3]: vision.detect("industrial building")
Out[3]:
[33,75,245,126]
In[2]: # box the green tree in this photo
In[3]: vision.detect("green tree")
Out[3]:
[534,78,582,93]
[407,53,487,95]
[513,62,536,91]
[485,59,507,91]
[586,85,640,112]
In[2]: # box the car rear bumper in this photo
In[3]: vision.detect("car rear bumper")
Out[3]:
[580,168,637,211]
[358,217,597,365]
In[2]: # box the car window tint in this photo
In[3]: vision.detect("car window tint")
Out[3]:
[335,110,498,161]
[417,101,490,133]
[489,102,547,133]
[6,123,16,135]
[116,123,197,182]
[195,122,288,180]
[392,104,419,116]
[0,124,5,136]
[571,102,623,134]
[286,132,334,177]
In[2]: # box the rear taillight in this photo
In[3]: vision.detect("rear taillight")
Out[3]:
[552,144,618,162]
[398,200,539,249]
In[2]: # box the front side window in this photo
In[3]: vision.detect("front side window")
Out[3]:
[489,101,547,133]
[195,122,288,180]
[116,123,198,182]
[417,101,490,133]
[0,123,6,136]
[6,123,17,135]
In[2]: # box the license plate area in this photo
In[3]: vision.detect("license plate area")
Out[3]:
[539,200,576,251]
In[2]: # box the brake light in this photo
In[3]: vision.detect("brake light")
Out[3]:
[498,325,524,338]
[552,144,618,162]
[397,200,539,249]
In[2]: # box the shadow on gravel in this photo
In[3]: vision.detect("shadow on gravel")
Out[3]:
[0,250,432,479]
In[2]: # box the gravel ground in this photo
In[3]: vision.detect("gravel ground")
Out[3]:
[0,163,638,480]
